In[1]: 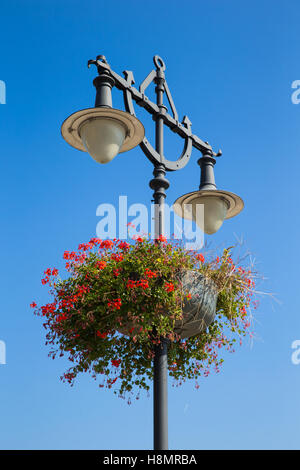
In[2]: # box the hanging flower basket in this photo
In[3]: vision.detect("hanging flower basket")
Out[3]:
[31,236,258,400]
[118,270,218,339]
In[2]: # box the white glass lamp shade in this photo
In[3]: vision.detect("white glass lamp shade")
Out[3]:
[190,196,228,234]
[79,117,126,164]
[173,189,244,236]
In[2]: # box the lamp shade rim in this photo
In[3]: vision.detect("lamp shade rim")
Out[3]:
[61,107,145,154]
[173,189,244,220]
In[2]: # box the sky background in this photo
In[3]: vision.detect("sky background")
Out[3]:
[0,0,299,450]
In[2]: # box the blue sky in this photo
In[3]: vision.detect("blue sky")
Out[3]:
[0,0,300,450]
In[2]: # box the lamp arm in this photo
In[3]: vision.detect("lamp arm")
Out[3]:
[88,55,220,171]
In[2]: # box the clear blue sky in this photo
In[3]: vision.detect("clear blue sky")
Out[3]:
[0,0,299,450]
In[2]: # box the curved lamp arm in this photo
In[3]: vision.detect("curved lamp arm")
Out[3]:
[87,54,222,171]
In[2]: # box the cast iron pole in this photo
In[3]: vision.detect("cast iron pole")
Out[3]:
[149,65,170,450]
[150,165,170,450]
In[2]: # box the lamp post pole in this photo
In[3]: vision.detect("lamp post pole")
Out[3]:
[151,164,169,450]
[149,64,170,449]
[61,53,244,450]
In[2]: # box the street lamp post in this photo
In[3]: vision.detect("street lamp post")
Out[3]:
[61,54,244,450]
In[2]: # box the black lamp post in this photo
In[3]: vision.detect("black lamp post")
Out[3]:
[61,54,244,450]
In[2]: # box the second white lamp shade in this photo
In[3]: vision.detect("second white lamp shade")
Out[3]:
[173,188,244,236]
[190,195,228,234]
[80,117,126,164]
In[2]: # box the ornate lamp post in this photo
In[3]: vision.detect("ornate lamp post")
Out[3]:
[61,54,244,450]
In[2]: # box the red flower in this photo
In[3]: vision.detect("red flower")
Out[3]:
[89,238,102,246]
[96,331,108,339]
[57,313,67,322]
[196,254,205,263]
[145,269,157,279]
[111,253,124,262]
[30,302,37,308]
[96,260,107,270]
[100,240,114,249]
[126,280,136,289]
[52,268,59,276]
[118,241,130,251]
[78,243,92,251]
[165,282,175,293]
[41,302,56,316]
[62,372,75,383]
[107,298,122,310]
[111,359,121,367]
[137,279,149,289]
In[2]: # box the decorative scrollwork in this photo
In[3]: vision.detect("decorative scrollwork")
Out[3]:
[87,54,220,169]
[123,56,193,171]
